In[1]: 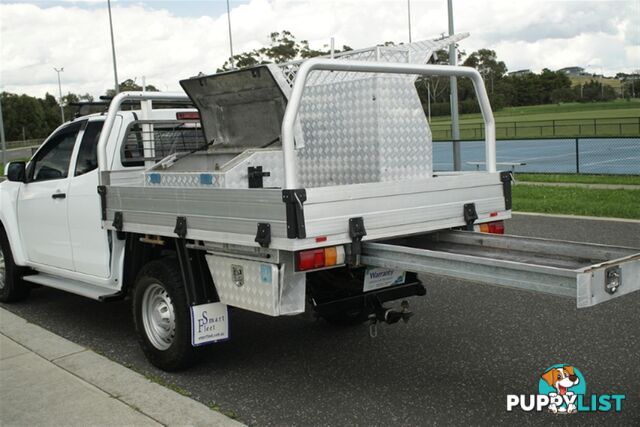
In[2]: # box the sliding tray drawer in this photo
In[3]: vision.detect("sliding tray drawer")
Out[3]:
[361,231,640,308]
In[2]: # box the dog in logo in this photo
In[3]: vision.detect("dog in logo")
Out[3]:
[540,365,580,413]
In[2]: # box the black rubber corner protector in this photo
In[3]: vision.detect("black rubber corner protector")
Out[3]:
[500,171,513,210]
[463,203,478,230]
[282,189,307,239]
[112,211,123,231]
[255,223,271,248]
[97,185,107,220]
[174,216,188,239]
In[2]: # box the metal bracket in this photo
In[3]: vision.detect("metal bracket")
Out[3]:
[282,189,307,239]
[248,166,271,189]
[500,171,513,210]
[112,211,125,240]
[97,185,107,220]
[463,203,478,231]
[254,223,272,248]
[174,216,188,239]
[112,211,123,231]
[348,217,367,265]
[604,266,622,295]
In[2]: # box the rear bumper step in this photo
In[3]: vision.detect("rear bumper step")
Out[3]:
[361,231,640,308]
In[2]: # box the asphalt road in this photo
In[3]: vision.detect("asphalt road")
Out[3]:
[2,214,639,425]
[2,146,37,163]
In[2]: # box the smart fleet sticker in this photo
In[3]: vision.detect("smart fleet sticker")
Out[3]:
[190,302,229,346]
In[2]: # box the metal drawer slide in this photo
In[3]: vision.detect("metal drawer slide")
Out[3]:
[361,231,640,308]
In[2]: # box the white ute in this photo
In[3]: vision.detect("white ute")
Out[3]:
[2,36,639,371]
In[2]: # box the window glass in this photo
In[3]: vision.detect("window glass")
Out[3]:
[75,121,104,176]
[121,123,145,167]
[121,122,205,167]
[30,121,83,182]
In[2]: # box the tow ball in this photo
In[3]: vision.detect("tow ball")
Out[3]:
[368,300,413,338]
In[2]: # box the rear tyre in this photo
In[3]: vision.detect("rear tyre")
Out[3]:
[0,227,30,303]
[132,257,196,371]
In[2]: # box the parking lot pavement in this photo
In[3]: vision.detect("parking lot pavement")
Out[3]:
[1,214,639,425]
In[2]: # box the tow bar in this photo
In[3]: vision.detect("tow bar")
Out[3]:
[368,300,414,338]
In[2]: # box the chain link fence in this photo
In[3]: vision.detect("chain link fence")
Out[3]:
[5,138,44,149]
[4,122,639,176]
[431,117,640,141]
[434,136,640,174]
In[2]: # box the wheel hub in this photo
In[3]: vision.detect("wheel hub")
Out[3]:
[141,283,176,350]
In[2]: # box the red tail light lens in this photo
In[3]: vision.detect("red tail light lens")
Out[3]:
[298,249,325,271]
[488,220,505,234]
[296,246,346,271]
[176,111,200,120]
[476,220,505,234]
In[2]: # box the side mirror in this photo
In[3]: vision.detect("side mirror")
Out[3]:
[6,161,26,183]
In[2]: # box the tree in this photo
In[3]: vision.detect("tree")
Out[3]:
[463,49,507,94]
[577,80,617,102]
[2,91,105,141]
[218,30,352,71]
[105,79,160,97]
[1,92,49,140]
[616,73,639,98]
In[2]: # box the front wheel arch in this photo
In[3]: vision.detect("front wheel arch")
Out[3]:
[0,224,30,303]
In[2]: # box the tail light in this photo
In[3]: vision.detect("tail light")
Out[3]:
[476,220,505,234]
[176,111,200,120]
[297,246,346,271]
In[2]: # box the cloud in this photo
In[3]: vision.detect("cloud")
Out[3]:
[1,0,638,98]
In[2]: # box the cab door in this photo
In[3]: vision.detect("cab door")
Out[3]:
[17,121,84,270]
[67,119,111,277]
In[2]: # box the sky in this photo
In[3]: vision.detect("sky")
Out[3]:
[1,0,638,98]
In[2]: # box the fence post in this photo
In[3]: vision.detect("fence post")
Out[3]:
[552,120,556,136]
[593,118,597,136]
[575,138,580,174]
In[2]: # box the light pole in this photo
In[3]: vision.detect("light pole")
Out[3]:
[226,0,235,69]
[53,67,65,123]
[407,0,412,43]
[107,0,120,94]
[448,0,461,171]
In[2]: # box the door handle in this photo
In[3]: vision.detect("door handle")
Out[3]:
[51,193,66,199]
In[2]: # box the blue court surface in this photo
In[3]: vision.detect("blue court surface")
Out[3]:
[433,137,640,175]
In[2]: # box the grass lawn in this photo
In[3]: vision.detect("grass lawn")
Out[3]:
[569,76,622,90]
[516,174,640,186]
[512,186,640,219]
[430,99,640,125]
[430,100,640,140]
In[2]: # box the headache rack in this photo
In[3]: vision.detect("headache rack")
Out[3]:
[97,35,505,248]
